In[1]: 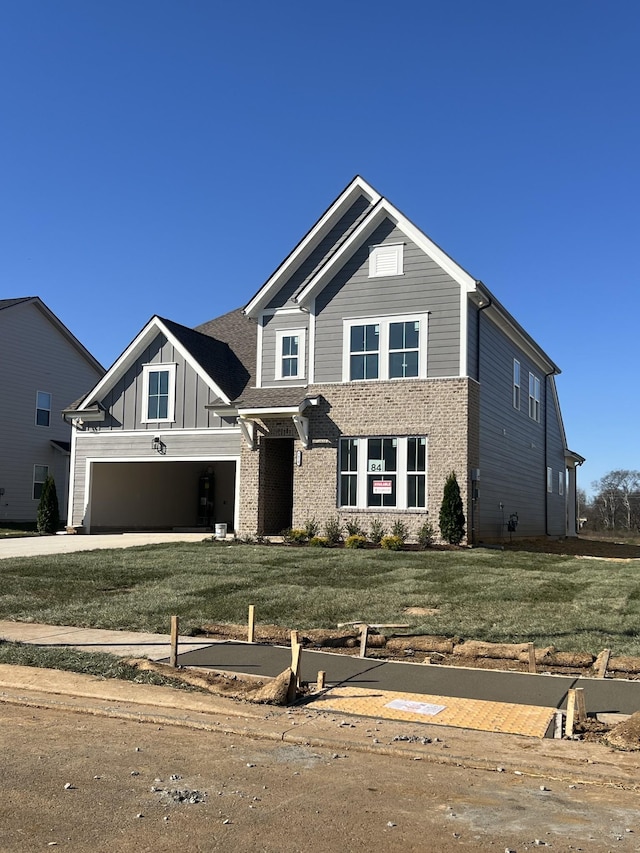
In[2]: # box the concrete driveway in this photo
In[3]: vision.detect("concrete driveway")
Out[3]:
[0,532,213,559]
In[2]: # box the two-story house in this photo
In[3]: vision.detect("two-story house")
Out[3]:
[64,177,583,542]
[0,297,104,525]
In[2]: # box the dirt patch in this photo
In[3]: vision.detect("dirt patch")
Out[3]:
[502,536,640,560]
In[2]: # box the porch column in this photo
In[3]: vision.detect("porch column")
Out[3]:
[566,462,578,537]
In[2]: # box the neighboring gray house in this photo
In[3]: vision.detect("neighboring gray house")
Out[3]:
[0,297,104,524]
[65,176,583,542]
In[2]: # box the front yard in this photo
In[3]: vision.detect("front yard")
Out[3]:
[1,540,640,656]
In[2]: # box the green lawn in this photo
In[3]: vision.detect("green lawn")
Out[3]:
[1,541,640,656]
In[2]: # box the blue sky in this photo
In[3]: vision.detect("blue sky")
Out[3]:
[1,1,638,495]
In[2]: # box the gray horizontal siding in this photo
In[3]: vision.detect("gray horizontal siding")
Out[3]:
[313,219,461,382]
[266,194,373,309]
[99,333,230,431]
[477,311,565,539]
[0,301,102,522]
[260,311,309,386]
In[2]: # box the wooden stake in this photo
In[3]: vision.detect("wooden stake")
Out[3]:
[247,604,255,644]
[575,687,587,723]
[359,624,369,658]
[316,670,326,691]
[596,648,611,679]
[290,629,300,647]
[554,711,563,739]
[565,688,576,738]
[169,615,179,668]
[527,642,537,674]
[291,641,302,688]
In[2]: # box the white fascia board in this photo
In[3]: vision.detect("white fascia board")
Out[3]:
[243,176,381,319]
[77,316,231,411]
[295,199,478,308]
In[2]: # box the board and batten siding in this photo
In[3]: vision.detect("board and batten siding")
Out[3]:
[0,300,103,522]
[98,333,231,431]
[259,310,309,386]
[266,194,373,309]
[477,311,562,539]
[69,429,241,528]
[312,219,462,383]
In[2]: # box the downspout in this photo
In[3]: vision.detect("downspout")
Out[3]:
[472,287,492,545]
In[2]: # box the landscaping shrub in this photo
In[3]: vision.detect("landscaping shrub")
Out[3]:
[390,520,409,543]
[345,534,367,549]
[417,520,436,549]
[381,534,403,551]
[439,471,466,545]
[37,476,60,535]
[369,519,385,545]
[304,518,319,539]
[283,528,308,545]
[344,519,364,537]
[309,536,328,547]
[324,517,343,545]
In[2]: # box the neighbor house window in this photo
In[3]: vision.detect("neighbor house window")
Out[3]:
[369,243,404,278]
[344,315,428,382]
[33,464,48,500]
[529,372,541,422]
[142,363,177,423]
[547,467,553,493]
[339,436,427,510]
[36,391,51,427]
[275,329,305,380]
[559,472,564,496]
[513,360,520,410]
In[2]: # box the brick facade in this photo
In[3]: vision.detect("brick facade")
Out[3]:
[237,378,480,543]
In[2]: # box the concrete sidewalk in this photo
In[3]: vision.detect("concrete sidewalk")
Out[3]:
[3,619,640,738]
[0,531,212,559]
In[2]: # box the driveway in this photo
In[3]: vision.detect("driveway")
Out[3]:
[0,532,212,559]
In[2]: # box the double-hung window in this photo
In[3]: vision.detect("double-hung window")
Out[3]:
[529,372,541,422]
[339,436,427,510]
[36,391,51,427]
[344,315,427,382]
[276,329,305,380]
[33,464,48,500]
[142,363,176,423]
[513,360,520,410]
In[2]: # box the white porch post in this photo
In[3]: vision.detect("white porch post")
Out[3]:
[566,462,578,537]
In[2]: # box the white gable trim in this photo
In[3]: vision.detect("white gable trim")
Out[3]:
[77,316,231,410]
[294,198,477,308]
[244,176,380,318]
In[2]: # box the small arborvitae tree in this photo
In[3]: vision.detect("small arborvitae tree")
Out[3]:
[37,475,60,535]
[439,471,466,545]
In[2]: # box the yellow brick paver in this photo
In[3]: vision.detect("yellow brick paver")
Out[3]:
[314,686,556,738]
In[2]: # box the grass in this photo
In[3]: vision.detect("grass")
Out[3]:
[0,524,39,539]
[0,639,201,690]
[1,540,640,656]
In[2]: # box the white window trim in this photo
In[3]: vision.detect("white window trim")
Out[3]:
[141,363,177,423]
[35,390,52,427]
[342,314,428,382]
[339,435,427,510]
[33,464,49,500]
[513,360,520,410]
[529,372,541,422]
[369,243,404,278]
[275,329,306,381]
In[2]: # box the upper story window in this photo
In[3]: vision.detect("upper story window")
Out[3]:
[369,243,404,278]
[344,315,427,382]
[513,360,520,410]
[142,363,176,423]
[339,435,427,510]
[529,372,541,422]
[36,391,51,427]
[275,329,305,380]
[547,466,553,493]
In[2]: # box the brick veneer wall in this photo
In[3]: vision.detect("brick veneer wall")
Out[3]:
[238,378,480,542]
